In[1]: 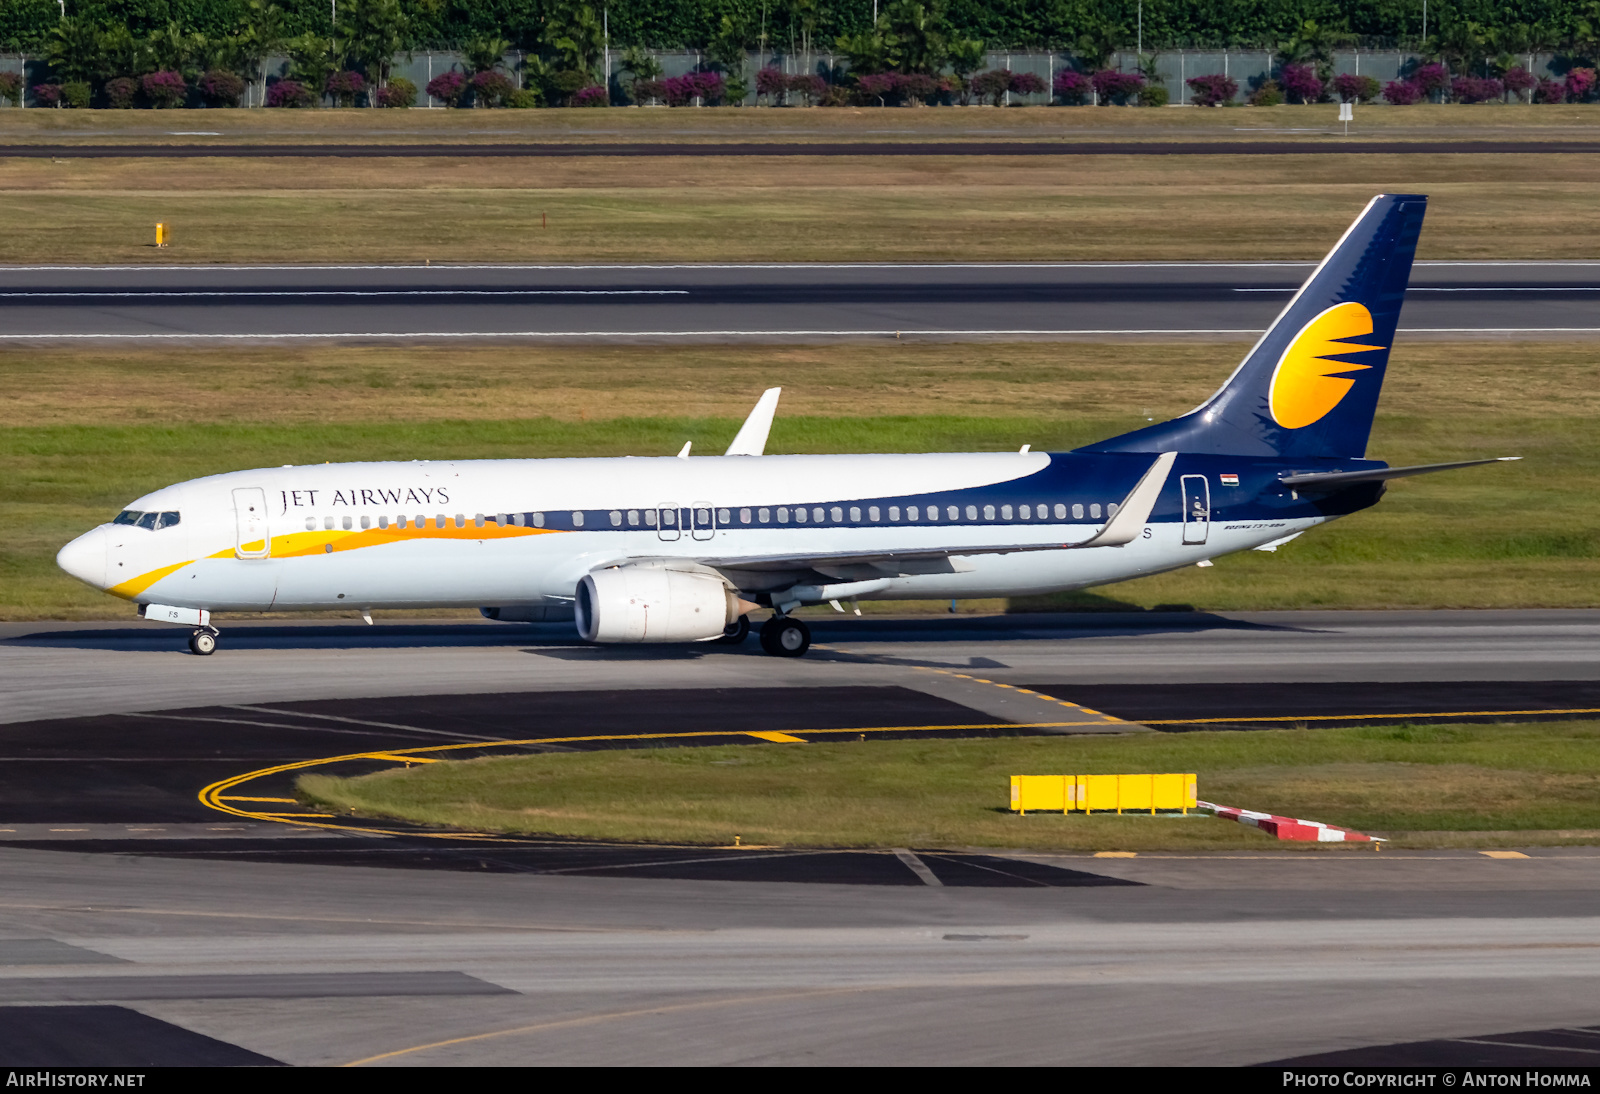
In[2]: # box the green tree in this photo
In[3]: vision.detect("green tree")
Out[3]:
[708,13,751,102]
[547,3,605,80]
[236,1,288,107]
[43,17,103,83]
[285,32,339,95]
[342,0,410,92]
[462,35,512,74]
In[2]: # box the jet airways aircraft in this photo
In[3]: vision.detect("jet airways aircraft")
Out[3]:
[58,193,1512,657]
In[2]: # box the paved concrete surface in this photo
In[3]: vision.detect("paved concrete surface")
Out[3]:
[5,610,1597,726]
[4,608,1599,1065]
[0,846,1597,1065]
[2,261,1595,342]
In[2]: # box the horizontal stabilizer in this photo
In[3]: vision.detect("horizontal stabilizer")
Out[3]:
[1281,457,1520,490]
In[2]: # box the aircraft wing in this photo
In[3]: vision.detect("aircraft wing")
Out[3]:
[1280,457,1520,490]
[690,452,1177,579]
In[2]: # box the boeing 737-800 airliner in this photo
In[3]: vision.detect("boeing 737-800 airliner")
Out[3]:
[57,194,1512,657]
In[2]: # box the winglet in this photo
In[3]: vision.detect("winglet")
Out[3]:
[725,387,782,456]
[1076,452,1177,548]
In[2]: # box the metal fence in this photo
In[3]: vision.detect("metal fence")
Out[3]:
[0,49,1572,108]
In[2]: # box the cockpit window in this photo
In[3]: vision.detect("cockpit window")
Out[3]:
[115,510,179,530]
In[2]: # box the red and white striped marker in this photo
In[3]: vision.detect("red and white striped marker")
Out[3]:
[1199,801,1385,843]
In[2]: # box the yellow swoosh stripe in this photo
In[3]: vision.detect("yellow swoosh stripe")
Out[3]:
[106,524,563,601]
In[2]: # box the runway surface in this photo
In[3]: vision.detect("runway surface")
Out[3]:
[4,139,1600,158]
[3,261,1598,343]
[4,608,1600,1065]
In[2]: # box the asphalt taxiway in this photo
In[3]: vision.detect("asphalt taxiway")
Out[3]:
[3,609,1599,1065]
[2,262,1597,342]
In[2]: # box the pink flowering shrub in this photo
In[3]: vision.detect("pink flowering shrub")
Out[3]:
[103,76,138,108]
[198,69,245,107]
[1502,66,1537,100]
[265,78,315,107]
[1382,79,1423,104]
[659,72,724,106]
[1091,69,1145,104]
[426,71,467,106]
[324,70,365,106]
[1186,72,1237,106]
[788,73,826,105]
[142,70,187,109]
[1279,63,1325,103]
[1412,62,1450,98]
[1332,73,1379,103]
[1534,76,1566,103]
[1567,67,1597,102]
[1053,69,1090,104]
[856,71,903,104]
[756,66,787,103]
[471,70,515,107]
[571,84,608,107]
[0,71,21,107]
[1451,75,1503,103]
[31,82,62,107]
[1008,72,1046,97]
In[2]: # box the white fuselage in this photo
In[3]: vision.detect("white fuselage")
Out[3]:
[59,452,1323,614]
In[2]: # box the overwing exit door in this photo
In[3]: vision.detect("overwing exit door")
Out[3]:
[1181,475,1210,545]
[233,487,270,558]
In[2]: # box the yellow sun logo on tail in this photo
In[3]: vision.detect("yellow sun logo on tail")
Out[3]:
[1268,302,1386,429]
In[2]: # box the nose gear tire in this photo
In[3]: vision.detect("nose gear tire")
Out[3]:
[188,630,216,656]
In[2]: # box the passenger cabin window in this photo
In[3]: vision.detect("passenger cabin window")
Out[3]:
[609,511,622,527]
[832,506,845,523]
[380,516,390,529]
[644,511,656,527]
[305,517,316,531]
[868,506,879,521]
[795,508,807,523]
[947,506,959,521]
[719,508,732,525]
[886,506,897,521]
[628,510,640,526]
[1072,504,1084,520]
[361,516,372,530]
[984,505,996,520]
[777,508,790,523]
[1001,505,1012,520]
[513,513,525,527]
[813,508,824,523]
[1090,504,1102,519]
[532,512,545,527]
[907,506,918,521]
[572,511,585,527]
[758,508,770,523]
[740,508,752,524]
[1019,505,1030,520]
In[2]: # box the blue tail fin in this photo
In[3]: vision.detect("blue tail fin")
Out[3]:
[1086,194,1426,459]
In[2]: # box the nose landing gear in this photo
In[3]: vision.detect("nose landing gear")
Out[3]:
[187,626,219,656]
[759,614,811,657]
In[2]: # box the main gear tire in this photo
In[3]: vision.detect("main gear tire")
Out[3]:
[759,615,811,658]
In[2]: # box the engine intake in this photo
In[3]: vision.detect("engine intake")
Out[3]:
[576,564,749,643]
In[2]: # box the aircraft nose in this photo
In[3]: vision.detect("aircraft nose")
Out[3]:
[57,526,108,588]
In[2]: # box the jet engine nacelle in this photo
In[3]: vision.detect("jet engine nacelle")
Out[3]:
[576,564,746,643]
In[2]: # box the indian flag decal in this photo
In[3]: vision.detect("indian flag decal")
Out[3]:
[1220,473,1239,486]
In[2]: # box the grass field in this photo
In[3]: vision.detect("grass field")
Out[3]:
[296,720,1600,851]
[4,103,1597,141]
[6,339,1596,620]
[2,148,1598,263]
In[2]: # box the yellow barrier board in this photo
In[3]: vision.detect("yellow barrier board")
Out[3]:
[1008,774,1197,814]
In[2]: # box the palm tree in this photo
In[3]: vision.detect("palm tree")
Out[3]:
[548,3,606,80]
[44,18,104,84]
[462,35,512,74]
[343,0,410,97]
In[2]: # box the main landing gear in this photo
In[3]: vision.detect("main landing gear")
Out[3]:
[187,626,219,656]
[759,614,811,658]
